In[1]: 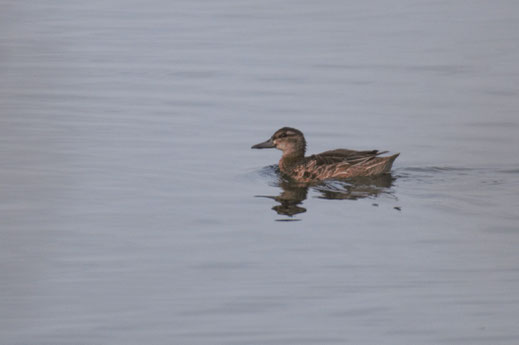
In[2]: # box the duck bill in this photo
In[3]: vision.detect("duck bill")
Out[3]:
[251,138,275,149]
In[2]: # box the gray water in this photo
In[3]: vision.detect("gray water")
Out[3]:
[1,1,519,344]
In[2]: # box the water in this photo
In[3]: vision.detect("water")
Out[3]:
[1,1,519,344]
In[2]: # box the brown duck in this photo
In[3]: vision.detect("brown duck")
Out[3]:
[252,127,399,183]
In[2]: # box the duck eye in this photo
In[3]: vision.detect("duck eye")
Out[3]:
[279,133,287,138]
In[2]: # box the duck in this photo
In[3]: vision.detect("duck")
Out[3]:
[252,127,399,183]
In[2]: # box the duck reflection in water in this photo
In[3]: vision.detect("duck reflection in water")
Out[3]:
[256,170,396,219]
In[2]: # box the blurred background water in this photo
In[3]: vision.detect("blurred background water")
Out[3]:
[1,0,519,344]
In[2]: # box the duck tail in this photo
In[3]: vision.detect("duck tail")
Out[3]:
[365,153,400,175]
[383,153,400,172]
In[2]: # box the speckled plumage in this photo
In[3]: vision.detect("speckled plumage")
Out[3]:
[252,127,399,183]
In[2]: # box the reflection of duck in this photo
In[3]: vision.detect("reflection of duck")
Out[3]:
[257,179,308,217]
[257,174,395,218]
[252,127,399,183]
[313,174,395,200]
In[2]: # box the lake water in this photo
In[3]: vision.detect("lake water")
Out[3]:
[1,1,519,344]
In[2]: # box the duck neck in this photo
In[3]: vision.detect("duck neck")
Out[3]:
[279,148,305,173]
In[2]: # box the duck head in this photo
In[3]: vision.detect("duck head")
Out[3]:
[251,127,306,157]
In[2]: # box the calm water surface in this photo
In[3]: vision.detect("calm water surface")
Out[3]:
[1,1,519,344]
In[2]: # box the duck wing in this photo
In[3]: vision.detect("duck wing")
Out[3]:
[308,149,388,166]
